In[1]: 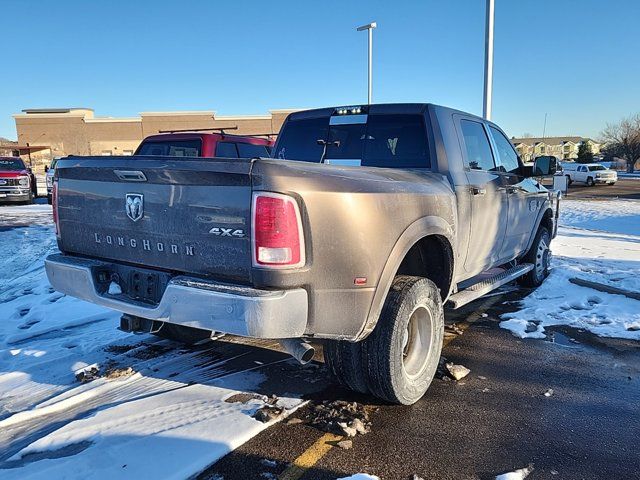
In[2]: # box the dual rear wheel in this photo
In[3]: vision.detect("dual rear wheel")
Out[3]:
[325,276,444,405]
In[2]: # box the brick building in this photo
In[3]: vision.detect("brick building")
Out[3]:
[13,107,296,172]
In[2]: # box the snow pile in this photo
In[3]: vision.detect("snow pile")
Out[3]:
[501,199,640,340]
[338,475,381,480]
[0,206,304,478]
[495,464,533,480]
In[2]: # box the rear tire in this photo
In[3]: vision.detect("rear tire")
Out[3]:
[519,227,551,287]
[324,339,369,394]
[361,276,444,405]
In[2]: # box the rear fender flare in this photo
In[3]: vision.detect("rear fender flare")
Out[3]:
[355,216,455,341]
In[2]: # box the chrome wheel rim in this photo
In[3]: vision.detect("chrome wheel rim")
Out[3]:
[402,306,434,379]
[535,236,550,278]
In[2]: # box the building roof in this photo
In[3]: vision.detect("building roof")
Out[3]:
[21,108,94,114]
[511,136,594,146]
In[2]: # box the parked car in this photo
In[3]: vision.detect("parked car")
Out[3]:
[134,131,274,158]
[562,162,617,186]
[0,156,36,203]
[45,157,61,204]
[45,103,559,405]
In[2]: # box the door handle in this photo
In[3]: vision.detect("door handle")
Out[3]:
[470,186,486,196]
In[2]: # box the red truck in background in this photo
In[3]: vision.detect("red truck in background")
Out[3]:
[0,156,37,204]
[134,129,275,158]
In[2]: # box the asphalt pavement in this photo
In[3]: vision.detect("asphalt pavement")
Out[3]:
[199,290,640,480]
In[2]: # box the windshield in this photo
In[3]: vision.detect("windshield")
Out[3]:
[0,158,26,171]
[588,165,606,171]
[274,114,430,168]
[136,139,202,157]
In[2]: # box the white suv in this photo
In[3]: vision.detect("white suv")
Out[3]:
[562,163,617,186]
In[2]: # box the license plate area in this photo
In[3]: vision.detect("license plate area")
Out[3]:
[92,263,173,305]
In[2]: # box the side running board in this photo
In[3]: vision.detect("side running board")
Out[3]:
[446,263,534,309]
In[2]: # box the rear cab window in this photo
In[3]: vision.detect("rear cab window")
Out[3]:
[274,107,431,169]
[136,139,202,157]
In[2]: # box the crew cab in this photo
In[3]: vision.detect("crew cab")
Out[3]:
[562,162,617,186]
[0,156,36,203]
[134,131,274,158]
[45,104,558,405]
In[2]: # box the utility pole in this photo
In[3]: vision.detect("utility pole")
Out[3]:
[483,0,495,120]
[542,113,548,138]
[357,22,377,104]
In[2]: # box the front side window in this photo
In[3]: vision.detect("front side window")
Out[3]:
[489,126,520,174]
[460,120,495,171]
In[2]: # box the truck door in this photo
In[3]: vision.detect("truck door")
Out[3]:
[456,117,509,274]
[487,125,541,261]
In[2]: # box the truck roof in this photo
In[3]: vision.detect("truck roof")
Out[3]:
[141,132,273,146]
[285,103,485,123]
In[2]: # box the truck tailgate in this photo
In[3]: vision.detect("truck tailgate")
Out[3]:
[55,156,254,283]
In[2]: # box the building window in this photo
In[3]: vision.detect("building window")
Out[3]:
[101,150,112,156]
[122,150,134,156]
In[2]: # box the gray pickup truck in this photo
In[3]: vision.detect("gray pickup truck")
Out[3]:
[45,104,558,405]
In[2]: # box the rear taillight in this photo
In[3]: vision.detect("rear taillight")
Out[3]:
[52,180,59,236]
[252,192,305,268]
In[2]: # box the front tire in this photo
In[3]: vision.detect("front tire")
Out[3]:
[362,276,444,405]
[586,176,595,186]
[519,227,551,287]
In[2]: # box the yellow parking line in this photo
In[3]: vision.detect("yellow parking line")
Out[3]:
[278,432,343,480]
[278,295,504,479]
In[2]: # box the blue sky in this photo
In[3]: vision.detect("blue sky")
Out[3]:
[2,0,639,140]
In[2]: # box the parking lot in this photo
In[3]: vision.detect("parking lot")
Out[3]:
[0,193,638,480]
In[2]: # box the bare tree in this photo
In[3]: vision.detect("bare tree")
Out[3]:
[600,114,640,173]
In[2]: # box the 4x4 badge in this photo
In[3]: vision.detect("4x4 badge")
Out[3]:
[125,193,144,222]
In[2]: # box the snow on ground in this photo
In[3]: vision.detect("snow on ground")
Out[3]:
[501,199,640,340]
[0,205,304,479]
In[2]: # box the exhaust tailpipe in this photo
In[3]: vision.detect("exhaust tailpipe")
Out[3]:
[279,339,315,365]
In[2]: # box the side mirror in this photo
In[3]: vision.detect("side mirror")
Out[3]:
[532,156,557,177]
[44,165,49,172]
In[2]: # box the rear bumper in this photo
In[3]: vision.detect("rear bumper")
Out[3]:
[44,254,309,338]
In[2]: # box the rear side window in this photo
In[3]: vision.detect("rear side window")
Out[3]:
[137,140,201,157]
[460,120,495,171]
[489,126,520,174]
[216,142,239,158]
[237,143,270,158]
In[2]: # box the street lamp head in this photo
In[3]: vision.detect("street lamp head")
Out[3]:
[356,22,377,31]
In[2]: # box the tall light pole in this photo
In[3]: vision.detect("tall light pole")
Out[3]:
[483,0,495,120]
[357,22,377,104]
